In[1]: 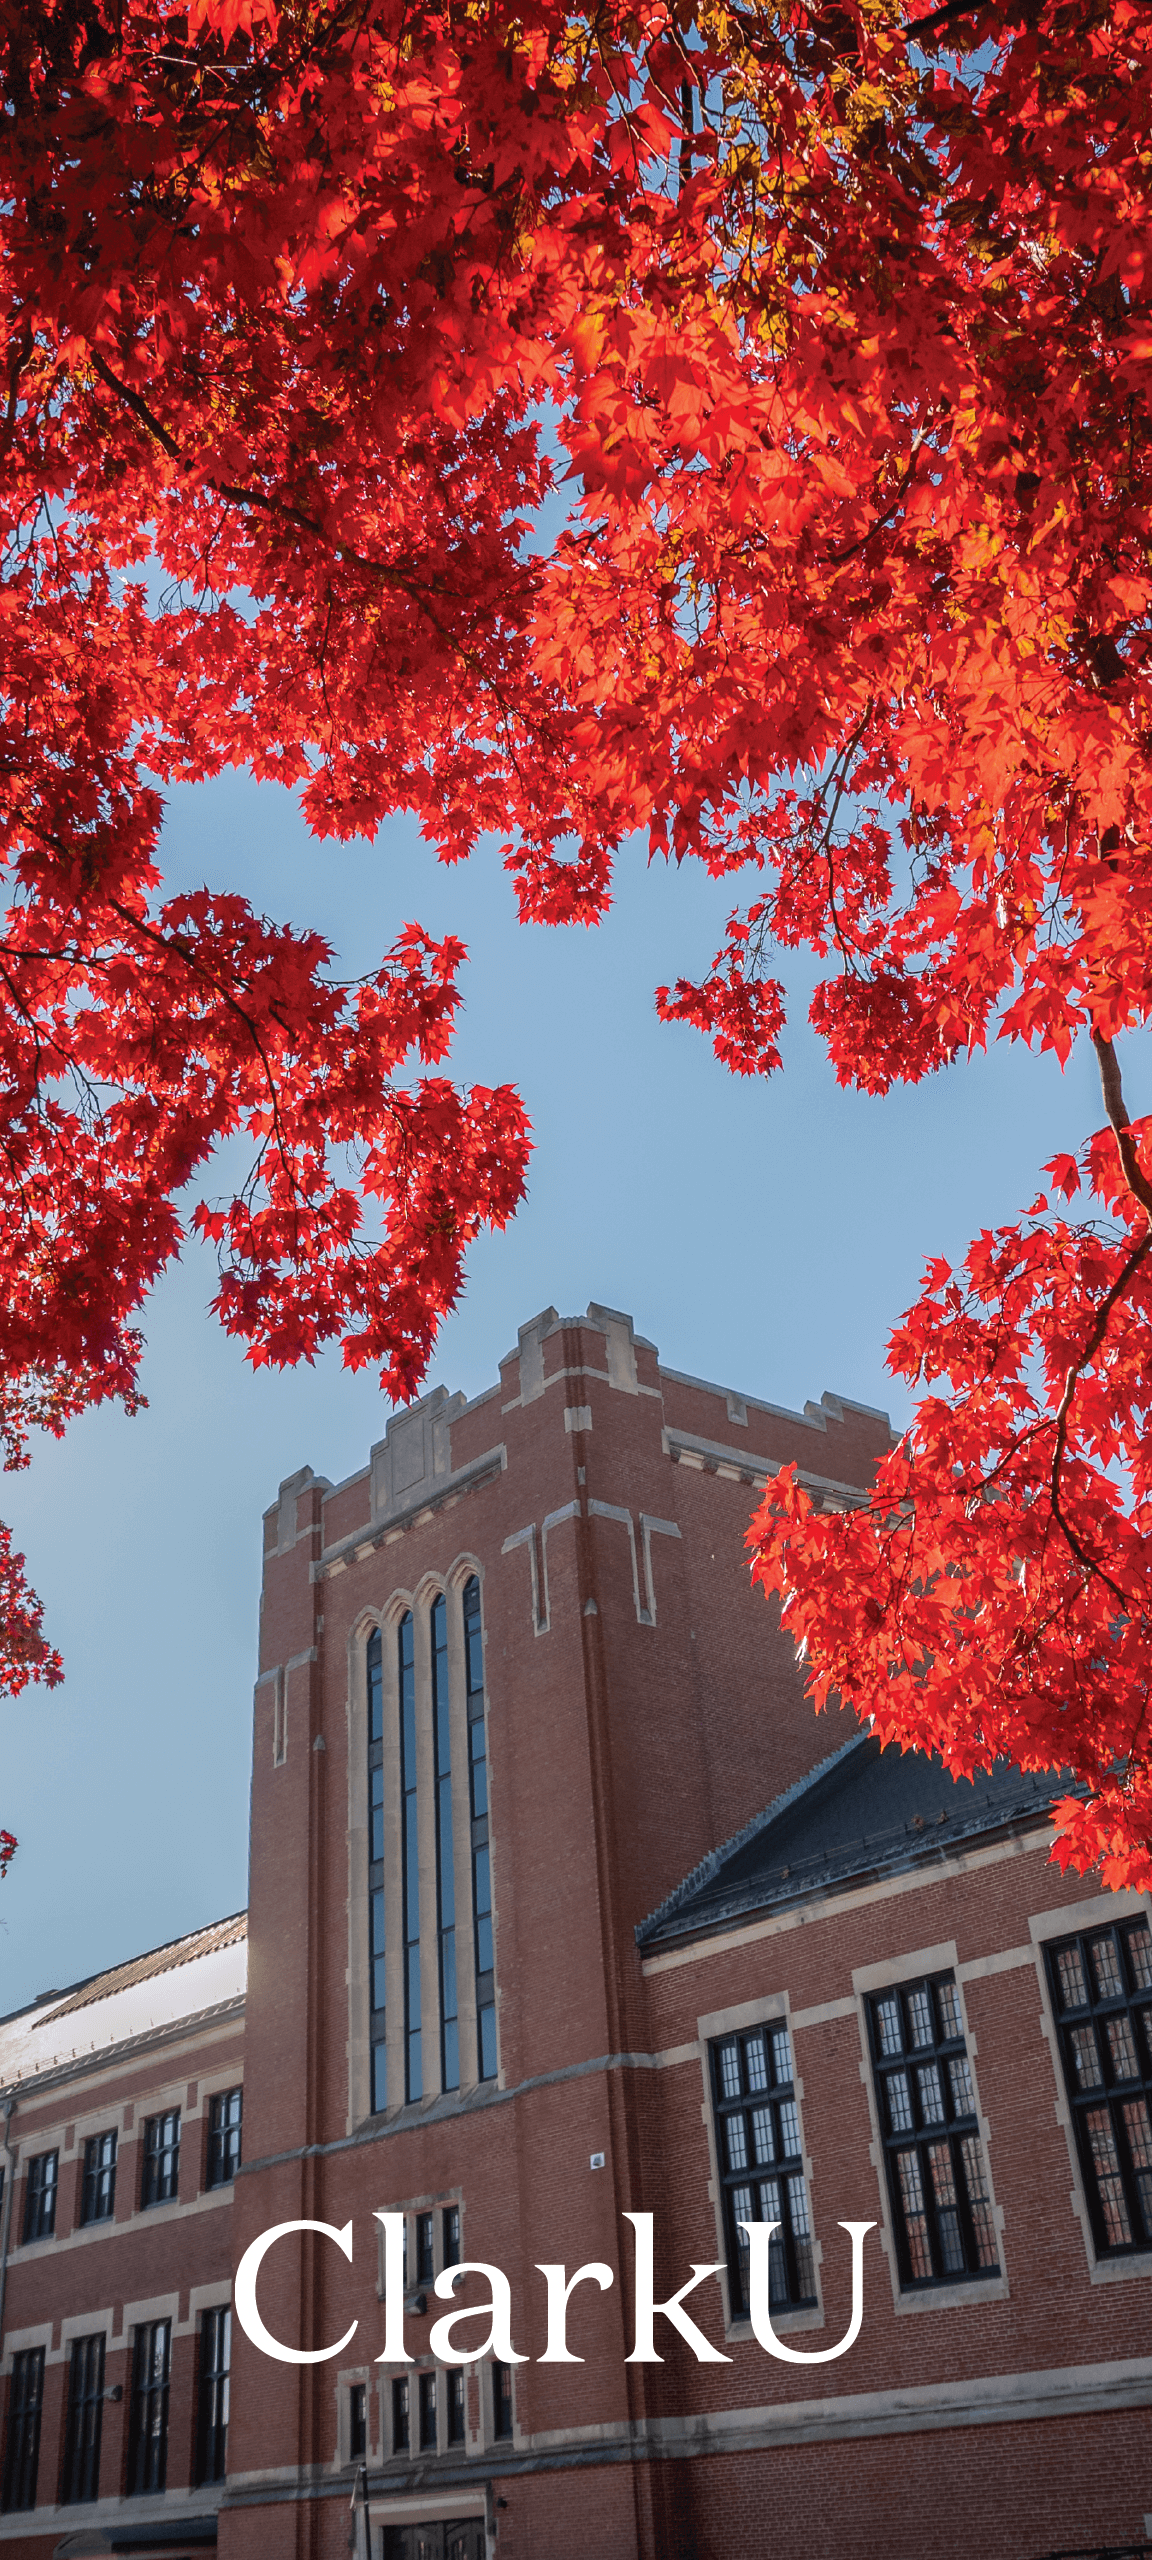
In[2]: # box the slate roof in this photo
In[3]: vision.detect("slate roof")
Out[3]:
[636,1734,1070,1951]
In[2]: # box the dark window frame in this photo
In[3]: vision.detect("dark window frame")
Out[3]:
[368,1624,386,2115]
[464,1577,496,2082]
[140,2111,180,2210]
[2,2346,44,2511]
[61,2333,105,2505]
[447,2369,466,2445]
[399,1611,421,2102]
[206,2089,242,2190]
[195,2305,230,2486]
[866,1971,999,2289]
[348,2382,366,2463]
[491,2360,513,2442]
[1045,1916,1152,2258]
[126,2318,171,2496]
[418,2369,437,2452]
[80,2131,117,2228]
[432,1592,459,2094]
[22,2151,57,2244]
[710,2020,817,2318]
[391,2376,409,2455]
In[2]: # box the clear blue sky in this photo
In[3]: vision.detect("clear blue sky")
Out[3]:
[0,769,1117,2010]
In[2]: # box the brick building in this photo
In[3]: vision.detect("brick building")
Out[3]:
[1,1301,1150,2560]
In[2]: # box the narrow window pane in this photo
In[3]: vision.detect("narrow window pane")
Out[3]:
[469,1722,488,1818]
[750,2106,774,2165]
[419,2370,437,2450]
[1122,2098,1152,2239]
[927,2142,964,2273]
[886,2073,913,2134]
[1126,1922,1152,1991]
[392,2378,409,2453]
[960,2137,999,2269]
[448,2370,466,2444]
[1070,2023,1101,2088]
[367,1626,383,1743]
[2,2347,44,2511]
[416,2213,434,2283]
[896,2151,933,2281]
[743,2034,768,2093]
[875,1996,902,2057]
[63,2335,105,2505]
[493,2361,513,2440]
[916,2063,945,2125]
[349,2383,366,2461]
[478,2003,498,2081]
[1107,2015,1140,2082]
[936,1980,963,2039]
[443,2205,461,2267]
[23,2152,57,2243]
[777,2098,801,2159]
[1089,1933,1123,2000]
[1056,1946,1088,2009]
[1086,2105,1133,2247]
[718,2041,740,2101]
[81,2132,116,2227]
[127,2320,171,2496]
[948,2055,975,2117]
[207,2089,242,2188]
[724,2117,748,2173]
[196,2307,231,2486]
[769,2026,793,2084]
[907,1987,933,2049]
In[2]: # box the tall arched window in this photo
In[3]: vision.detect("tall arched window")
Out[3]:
[367,1628,386,2113]
[432,1595,459,2091]
[399,1612,421,2101]
[464,1577,496,2080]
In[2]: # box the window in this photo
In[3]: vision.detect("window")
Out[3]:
[391,2377,409,2454]
[62,2334,105,2505]
[140,2110,180,2208]
[418,2370,437,2451]
[127,2319,170,2495]
[432,1594,460,2093]
[196,2306,230,2485]
[447,2370,465,2445]
[464,1578,496,2081]
[80,2131,116,2227]
[443,2204,461,2268]
[867,1974,999,2287]
[399,1612,421,2101]
[349,2383,366,2462]
[22,2151,57,2243]
[416,2211,435,2285]
[492,2360,513,2441]
[368,1625,386,2114]
[710,2023,816,2315]
[1046,1916,1152,2256]
[2,2347,43,2511]
[207,2089,242,2188]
